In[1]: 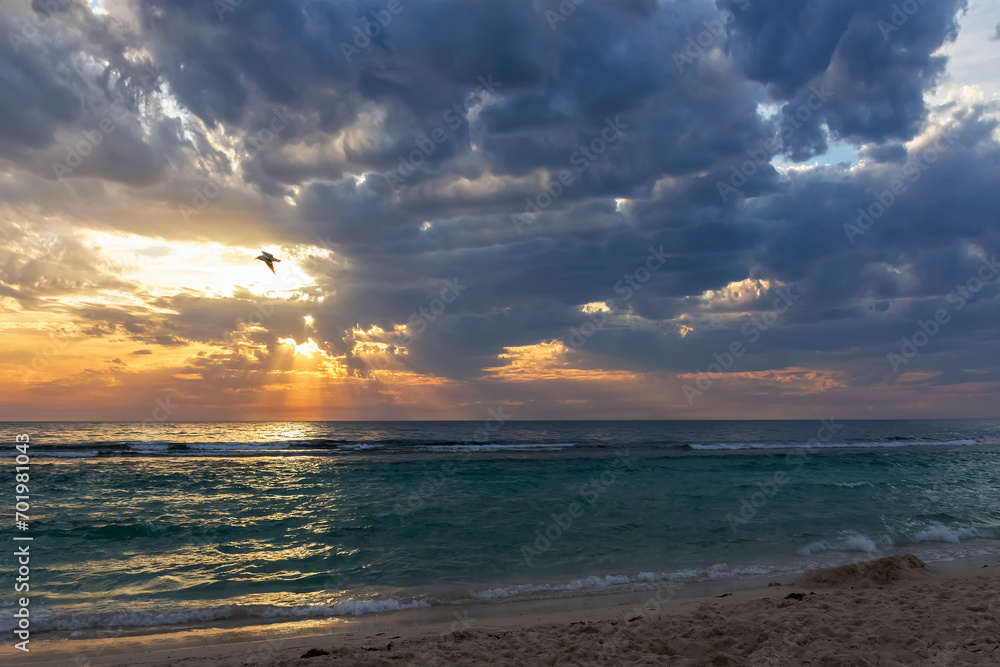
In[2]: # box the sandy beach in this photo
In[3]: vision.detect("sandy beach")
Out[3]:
[6,555,998,667]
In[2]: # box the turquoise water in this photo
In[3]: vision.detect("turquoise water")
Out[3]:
[1,420,999,636]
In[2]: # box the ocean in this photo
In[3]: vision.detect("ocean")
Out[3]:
[2,419,999,639]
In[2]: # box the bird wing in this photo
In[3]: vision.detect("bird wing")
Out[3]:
[256,252,279,272]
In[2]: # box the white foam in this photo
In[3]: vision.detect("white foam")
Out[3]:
[0,598,429,633]
[130,443,170,452]
[169,450,313,458]
[913,525,985,544]
[473,573,632,600]
[419,443,576,452]
[690,439,977,451]
[187,442,289,451]
[704,563,773,579]
[473,565,786,603]
[0,606,234,632]
[260,598,428,617]
[903,543,1000,563]
[798,534,880,556]
[797,525,999,557]
[340,443,385,451]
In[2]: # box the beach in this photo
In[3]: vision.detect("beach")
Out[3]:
[6,555,998,666]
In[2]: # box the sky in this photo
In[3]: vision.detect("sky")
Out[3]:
[1,0,999,421]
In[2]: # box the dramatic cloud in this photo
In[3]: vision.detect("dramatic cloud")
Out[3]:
[1,0,998,419]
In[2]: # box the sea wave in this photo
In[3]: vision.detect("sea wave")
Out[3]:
[256,598,428,618]
[417,443,577,452]
[186,442,290,451]
[339,443,386,451]
[798,534,881,556]
[6,433,989,460]
[12,440,582,459]
[0,598,429,634]
[473,574,633,601]
[798,524,999,556]
[913,525,988,544]
[472,564,780,603]
[129,443,176,453]
[690,439,978,451]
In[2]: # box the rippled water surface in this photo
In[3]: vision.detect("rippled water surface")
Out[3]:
[2,419,998,636]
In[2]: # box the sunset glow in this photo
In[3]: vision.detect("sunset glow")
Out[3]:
[2,0,999,421]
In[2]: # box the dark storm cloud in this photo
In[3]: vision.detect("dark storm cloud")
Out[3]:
[0,1,191,187]
[570,104,1000,382]
[135,0,990,383]
[3,0,997,410]
[0,15,82,154]
[723,0,967,158]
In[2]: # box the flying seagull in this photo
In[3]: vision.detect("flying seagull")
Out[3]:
[255,251,281,274]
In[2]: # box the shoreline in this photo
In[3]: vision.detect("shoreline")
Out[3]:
[6,553,999,666]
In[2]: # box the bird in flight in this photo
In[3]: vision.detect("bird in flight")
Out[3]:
[256,251,281,274]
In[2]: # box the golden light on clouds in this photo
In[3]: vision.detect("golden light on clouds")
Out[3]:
[279,337,324,359]
[72,231,327,300]
[677,367,849,395]
[698,278,777,307]
[485,341,644,383]
[581,301,612,314]
[0,221,349,418]
[352,324,387,337]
